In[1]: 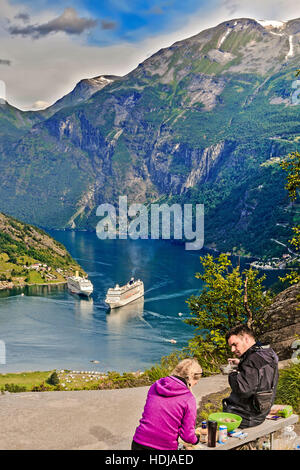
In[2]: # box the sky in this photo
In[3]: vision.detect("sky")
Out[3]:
[0,0,300,110]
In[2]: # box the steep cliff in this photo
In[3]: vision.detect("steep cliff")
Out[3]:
[260,283,300,360]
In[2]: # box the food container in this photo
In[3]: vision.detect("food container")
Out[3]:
[269,405,293,418]
[208,412,242,432]
[218,425,228,444]
[220,364,238,375]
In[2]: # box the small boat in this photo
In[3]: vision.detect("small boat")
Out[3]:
[170,339,177,344]
[67,271,93,297]
[105,277,144,309]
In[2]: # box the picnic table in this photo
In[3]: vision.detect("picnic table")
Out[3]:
[191,414,299,450]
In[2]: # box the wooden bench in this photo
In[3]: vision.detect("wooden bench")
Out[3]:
[192,414,299,450]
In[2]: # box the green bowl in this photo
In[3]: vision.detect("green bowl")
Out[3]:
[208,412,242,432]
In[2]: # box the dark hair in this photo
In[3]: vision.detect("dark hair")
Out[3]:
[225,324,255,343]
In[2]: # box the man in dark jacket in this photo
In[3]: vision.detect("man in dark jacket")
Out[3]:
[222,324,279,428]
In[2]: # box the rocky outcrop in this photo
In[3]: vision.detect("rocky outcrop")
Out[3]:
[182,140,235,191]
[260,283,300,360]
[185,74,226,110]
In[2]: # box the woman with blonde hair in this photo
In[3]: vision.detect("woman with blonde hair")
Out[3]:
[132,358,202,450]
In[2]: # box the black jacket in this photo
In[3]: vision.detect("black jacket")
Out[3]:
[223,343,279,428]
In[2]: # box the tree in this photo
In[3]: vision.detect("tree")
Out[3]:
[184,254,272,372]
[280,151,300,202]
[279,151,300,285]
[47,371,60,386]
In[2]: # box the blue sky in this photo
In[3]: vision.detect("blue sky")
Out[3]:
[78,0,219,44]
[1,0,300,109]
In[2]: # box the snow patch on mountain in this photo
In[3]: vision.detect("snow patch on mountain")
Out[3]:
[218,28,231,49]
[286,35,294,60]
[257,20,286,28]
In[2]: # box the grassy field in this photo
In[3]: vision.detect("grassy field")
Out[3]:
[0,369,151,393]
[0,252,68,287]
[0,371,52,391]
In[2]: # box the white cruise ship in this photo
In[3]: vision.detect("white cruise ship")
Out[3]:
[67,272,93,297]
[105,278,144,309]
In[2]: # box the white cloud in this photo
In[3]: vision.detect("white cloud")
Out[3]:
[219,0,300,22]
[0,34,145,110]
[8,7,98,38]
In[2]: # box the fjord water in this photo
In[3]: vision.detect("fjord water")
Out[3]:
[0,232,283,373]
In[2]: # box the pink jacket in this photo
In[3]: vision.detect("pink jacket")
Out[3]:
[133,376,198,450]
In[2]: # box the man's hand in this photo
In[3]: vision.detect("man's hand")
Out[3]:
[228,358,240,365]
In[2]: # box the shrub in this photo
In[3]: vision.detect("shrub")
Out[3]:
[31,381,52,392]
[47,371,60,386]
[275,362,300,413]
[1,383,27,393]
[97,371,151,390]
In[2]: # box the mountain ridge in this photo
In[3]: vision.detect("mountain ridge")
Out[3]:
[41,75,122,118]
[0,17,300,258]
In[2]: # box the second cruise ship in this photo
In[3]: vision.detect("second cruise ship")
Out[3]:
[67,272,93,297]
[105,278,144,309]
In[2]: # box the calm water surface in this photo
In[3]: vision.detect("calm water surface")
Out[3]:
[0,232,284,373]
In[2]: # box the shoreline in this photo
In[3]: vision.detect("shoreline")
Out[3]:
[0,280,67,291]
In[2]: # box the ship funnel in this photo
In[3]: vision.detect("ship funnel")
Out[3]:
[75,270,79,277]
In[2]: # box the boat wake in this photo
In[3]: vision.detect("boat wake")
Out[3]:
[144,279,172,294]
[74,257,112,266]
[86,271,104,277]
[144,309,182,321]
[22,296,75,307]
[144,289,198,303]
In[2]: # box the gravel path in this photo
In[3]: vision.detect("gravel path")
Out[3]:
[0,374,228,450]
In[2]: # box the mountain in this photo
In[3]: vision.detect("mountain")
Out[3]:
[0,17,300,258]
[41,75,121,118]
[0,101,43,147]
[0,75,120,144]
[0,212,84,289]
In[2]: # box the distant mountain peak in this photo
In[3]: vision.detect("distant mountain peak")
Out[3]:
[43,74,121,118]
[81,75,120,86]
